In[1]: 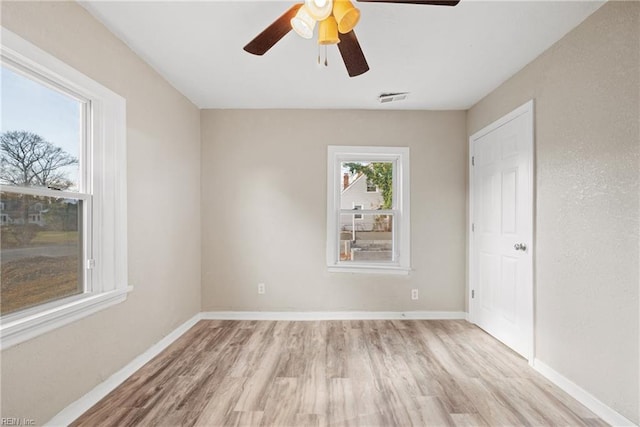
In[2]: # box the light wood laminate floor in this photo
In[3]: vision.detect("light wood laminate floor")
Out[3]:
[72,320,607,426]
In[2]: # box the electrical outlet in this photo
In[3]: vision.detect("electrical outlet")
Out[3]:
[258,283,265,294]
[411,289,419,300]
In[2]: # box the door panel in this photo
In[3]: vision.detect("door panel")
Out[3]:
[479,251,498,311]
[470,101,533,360]
[501,168,517,234]
[500,256,517,323]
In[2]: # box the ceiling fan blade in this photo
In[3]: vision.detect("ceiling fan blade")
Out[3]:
[356,0,460,5]
[243,4,303,56]
[337,30,370,78]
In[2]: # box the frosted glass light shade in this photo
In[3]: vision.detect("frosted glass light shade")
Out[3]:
[291,5,316,39]
[333,0,360,34]
[318,16,340,45]
[305,0,333,21]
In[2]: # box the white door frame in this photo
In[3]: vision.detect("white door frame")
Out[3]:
[468,99,535,363]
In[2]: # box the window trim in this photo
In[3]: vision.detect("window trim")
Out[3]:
[0,28,129,350]
[327,146,410,274]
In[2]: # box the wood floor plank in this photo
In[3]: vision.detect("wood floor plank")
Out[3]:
[260,377,300,426]
[508,377,589,426]
[454,377,526,426]
[193,377,248,426]
[298,322,329,416]
[412,395,456,426]
[72,320,609,427]
[328,377,357,426]
[223,410,264,427]
[450,412,490,426]
[344,328,385,420]
[326,321,349,379]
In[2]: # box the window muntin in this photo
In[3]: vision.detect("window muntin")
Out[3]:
[327,146,410,273]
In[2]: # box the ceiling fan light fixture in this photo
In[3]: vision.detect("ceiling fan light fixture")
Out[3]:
[333,0,360,34]
[318,16,340,45]
[305,0,333,21]
[291,5,316,39]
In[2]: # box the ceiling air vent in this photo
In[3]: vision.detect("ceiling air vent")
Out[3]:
[378,92,409,104]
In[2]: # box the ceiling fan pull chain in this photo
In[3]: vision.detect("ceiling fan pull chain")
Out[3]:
[318,44,321,65]
[324,45,328,67]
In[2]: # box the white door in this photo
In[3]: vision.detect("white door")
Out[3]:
[469,101,534,360]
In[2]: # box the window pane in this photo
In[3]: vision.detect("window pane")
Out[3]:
[1,65,82,191]
[339,213,393,262]
[1,191,83,315]
[340,161,393,211]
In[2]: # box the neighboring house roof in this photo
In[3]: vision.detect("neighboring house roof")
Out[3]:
[340,173,383,212]
[341,172,366,194]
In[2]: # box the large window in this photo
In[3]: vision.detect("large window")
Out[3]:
[326,146,410,274]
[1,64,86,316]
[0,29,128,349]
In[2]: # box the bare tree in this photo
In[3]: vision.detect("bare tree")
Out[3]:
[1,130,78,190]
[1,131,78,246]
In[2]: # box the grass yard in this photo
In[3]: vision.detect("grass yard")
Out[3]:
[32,231,79,245]
[0,255,81,315]
[1,230,79,249]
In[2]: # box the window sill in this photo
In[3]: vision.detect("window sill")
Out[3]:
[0,286,133,350]
[328,265,411,275]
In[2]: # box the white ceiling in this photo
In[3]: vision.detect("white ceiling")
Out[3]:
[80,0,605,110]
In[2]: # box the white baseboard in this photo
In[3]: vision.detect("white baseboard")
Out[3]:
[45,313,203,427]
[532,358,636,427]
[45,310,467,425]
[200,310,468,321]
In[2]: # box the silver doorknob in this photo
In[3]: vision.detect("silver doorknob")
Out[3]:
[514,243,527,251]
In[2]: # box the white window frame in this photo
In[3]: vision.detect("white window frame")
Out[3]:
[327,146,410,274]
[0,28,129,350]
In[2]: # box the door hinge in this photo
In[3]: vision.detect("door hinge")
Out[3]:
[471,156,475,166]
[87,259,95,269]
[471,290,475,299]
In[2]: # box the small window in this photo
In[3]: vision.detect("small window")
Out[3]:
[327,146,410,274]
[0,28,128,349]
[353,204,363,220]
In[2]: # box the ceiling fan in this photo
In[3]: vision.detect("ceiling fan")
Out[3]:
[243,0,460,78]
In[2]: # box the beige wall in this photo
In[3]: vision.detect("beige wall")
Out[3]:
[467,1,639,422]
[201,110,467,312]
[1,1,201,424]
